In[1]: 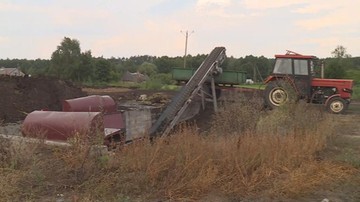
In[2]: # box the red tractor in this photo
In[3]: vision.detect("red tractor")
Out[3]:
[264,51,354,114]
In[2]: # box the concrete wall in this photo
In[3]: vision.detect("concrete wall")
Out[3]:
[124,108,152,141]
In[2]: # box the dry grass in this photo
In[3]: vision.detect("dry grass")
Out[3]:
[269,161,355,197]
[211,94,264,135]
[0,98,357,201]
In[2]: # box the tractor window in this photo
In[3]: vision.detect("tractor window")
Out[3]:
[273,58,292,74]
[294,59,309,75]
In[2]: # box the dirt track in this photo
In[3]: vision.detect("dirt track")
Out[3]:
[310,104,360,202]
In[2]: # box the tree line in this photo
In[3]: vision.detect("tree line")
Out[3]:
[0,37,359,84]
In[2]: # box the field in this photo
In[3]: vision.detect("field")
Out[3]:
[1,77,360,201]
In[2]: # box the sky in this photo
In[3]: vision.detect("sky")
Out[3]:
[0,0,359,59]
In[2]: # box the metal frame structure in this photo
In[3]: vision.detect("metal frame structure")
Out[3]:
[149,47,226,137]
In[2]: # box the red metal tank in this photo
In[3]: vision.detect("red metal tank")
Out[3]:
[22,111,104,141]
[62,95,117,113]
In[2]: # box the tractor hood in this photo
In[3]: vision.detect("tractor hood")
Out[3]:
[312,78,354,98]
[312,78,354,88]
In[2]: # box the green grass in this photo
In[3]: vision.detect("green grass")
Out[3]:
[108,81,141,88]
[159,84,180,90]
[346,69,360,83]
[352,85,360,101]
[236,83,266,90]
[83,81,180,91]
[139,80,180,90]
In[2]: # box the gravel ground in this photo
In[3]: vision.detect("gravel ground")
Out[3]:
[0,122,22,136]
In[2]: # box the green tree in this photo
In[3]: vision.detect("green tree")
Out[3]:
[154,56,174,73]
[122,59,137,73]
[94,58,113,82]
[325,45,352,79]
[50,37,81,79]
[331,45,351,58]
[138,62,158,76]
[76,50,95,82]
[325,59,346,79]
[187,54,207,69]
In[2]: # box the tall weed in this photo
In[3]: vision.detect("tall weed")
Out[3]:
[211,93,264,135]
[0,98,355,201]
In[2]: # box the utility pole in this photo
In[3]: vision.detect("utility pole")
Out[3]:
[180,30,194,68]
[253,64,256,83]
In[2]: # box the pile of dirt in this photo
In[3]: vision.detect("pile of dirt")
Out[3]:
[0,76,86,123]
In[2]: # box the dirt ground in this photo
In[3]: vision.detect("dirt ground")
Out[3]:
[0,75,261,125]
[82,86,178,105]
[1,76,360,201]
[0,76,85,123]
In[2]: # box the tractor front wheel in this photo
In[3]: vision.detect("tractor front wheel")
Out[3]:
[326,97,347,114]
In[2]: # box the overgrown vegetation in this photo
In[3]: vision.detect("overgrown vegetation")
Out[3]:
[0,95,358,201]
[352,85,360,100]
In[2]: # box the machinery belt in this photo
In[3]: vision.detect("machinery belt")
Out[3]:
[149,47,226,137]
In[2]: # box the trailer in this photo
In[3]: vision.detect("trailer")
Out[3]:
[172,68,246,86]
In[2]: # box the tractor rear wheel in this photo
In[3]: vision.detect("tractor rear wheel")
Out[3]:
[264,81,295,109]
[326,97,347,114]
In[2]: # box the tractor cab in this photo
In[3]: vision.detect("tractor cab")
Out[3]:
[272,50,316,76]
[265,50,316,101]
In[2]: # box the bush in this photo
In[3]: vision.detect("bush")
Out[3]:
[139,74,178,90]
[150,73,176,85]
[140,79,163,90]
[345,69,360,83]
[352,85,360,100]
[257,101,327,135]
[211,93,264,135]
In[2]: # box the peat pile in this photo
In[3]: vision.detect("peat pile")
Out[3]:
[0,76,86,123]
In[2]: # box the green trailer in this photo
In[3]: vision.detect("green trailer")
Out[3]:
[172,68,246,86]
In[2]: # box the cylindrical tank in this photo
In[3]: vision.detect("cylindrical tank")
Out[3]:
[62,95,117,113]
[22,111,104,141]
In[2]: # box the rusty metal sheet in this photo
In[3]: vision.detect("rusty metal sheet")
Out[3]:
[62,95,117,113]
[104,113,125,129]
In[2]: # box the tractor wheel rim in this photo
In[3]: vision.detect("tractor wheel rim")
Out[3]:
[330,100,344,113]
[270,88,287,106]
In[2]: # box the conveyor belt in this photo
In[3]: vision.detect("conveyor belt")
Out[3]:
[149,47,226,137]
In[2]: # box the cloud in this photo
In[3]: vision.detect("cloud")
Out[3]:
[197,0,231,6]
[239,0,360,31]
[0,36,9,44]
[299,35,360,57]
[295,1,360,30]
[89,18,186,58]
[0,2,30,11]
[292,2,336,14]
[296,13,348,30]
[0,0,359,59]
[195,0,234,18]
[241,0,305,10]
[50,9,111,27]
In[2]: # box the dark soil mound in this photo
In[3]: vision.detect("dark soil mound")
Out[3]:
[0,76,86,123]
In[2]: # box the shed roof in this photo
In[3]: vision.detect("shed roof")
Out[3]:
[0,67,25,76]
